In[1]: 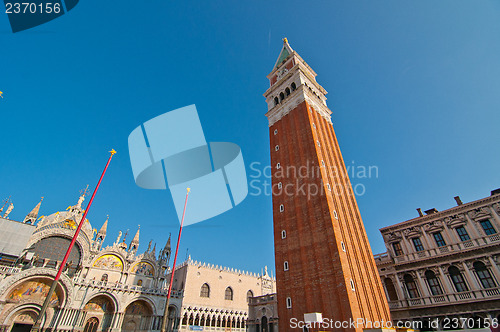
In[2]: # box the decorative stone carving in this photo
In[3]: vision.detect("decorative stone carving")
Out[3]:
[424,220,444,232]
[403,226,422,238]
[384,231,402,242]
[468,207,491,220]
[444,214,467,228]
[492,203,500,216]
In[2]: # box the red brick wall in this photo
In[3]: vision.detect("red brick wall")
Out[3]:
[269,101,391,331]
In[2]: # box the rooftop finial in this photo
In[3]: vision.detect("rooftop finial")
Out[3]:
[283,37,288,44]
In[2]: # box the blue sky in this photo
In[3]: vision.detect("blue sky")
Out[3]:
[1,1,500,276]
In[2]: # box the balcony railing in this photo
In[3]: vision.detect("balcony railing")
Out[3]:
[248,294,276,305]
[72,278,184,298]
[0,266,21,275]
[388,286,500,309]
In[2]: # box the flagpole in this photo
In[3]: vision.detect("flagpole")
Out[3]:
[161,188,190,332]
[31,149,117,332]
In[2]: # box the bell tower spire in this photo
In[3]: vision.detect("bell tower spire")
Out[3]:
[264,40,391,332]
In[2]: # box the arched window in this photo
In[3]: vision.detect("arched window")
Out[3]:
[291,82,296,91]
[286,297,292,308]
[448,266,469,292]
[274,97,279,106]
[200,283,210,297]
[384,278,398,301]
[279,92,285,102]
[101,274,108,282]
[425,270,443,295]
[247,290,254,302]
[281,230,286,239]
[403,274,419,298]
[137,279,143,286]
[285,88,291,96]
[83,317,99,332]
[284,261,289,271]
[473,261,497,289]
[225,287,233,300]
[280,204,284,212]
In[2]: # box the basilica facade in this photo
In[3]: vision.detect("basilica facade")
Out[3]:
[0,191,275,332]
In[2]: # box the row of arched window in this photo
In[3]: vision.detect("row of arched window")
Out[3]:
[181,313,246,329]
[384,261,497,301]
[273,82,297,106]
[200,283,254,302]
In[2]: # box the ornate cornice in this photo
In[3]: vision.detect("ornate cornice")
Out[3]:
[380,195,500,233]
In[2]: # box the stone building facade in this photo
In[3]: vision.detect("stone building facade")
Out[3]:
[171,260,275,331]
[375,189,500,330]
[0,191,274,332]
[247,294,278,332]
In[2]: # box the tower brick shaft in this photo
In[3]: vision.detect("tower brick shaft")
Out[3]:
[264,40,391,331]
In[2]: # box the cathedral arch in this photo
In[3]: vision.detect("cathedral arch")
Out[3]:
[123,296,156,315]
[291,82,296,91]
[274,97,279,106]
[2,304,46,332]
[122,299,154,332]
[165,304,178,331]
[83,295,115,331]
[279,92,285,102]
[285,87,291,96]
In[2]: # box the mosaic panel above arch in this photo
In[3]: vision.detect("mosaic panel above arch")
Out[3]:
[84,295,114,313]
[124,300,152,315]
[8,279,61,307]
[92,254,123,271]
[130,262,154,276]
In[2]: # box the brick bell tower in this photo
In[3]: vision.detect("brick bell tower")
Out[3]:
[264,39,391,331]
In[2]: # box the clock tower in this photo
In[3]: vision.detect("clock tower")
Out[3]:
[264,39,391,331]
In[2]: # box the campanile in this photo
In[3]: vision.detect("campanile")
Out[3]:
[264,39,391,331]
